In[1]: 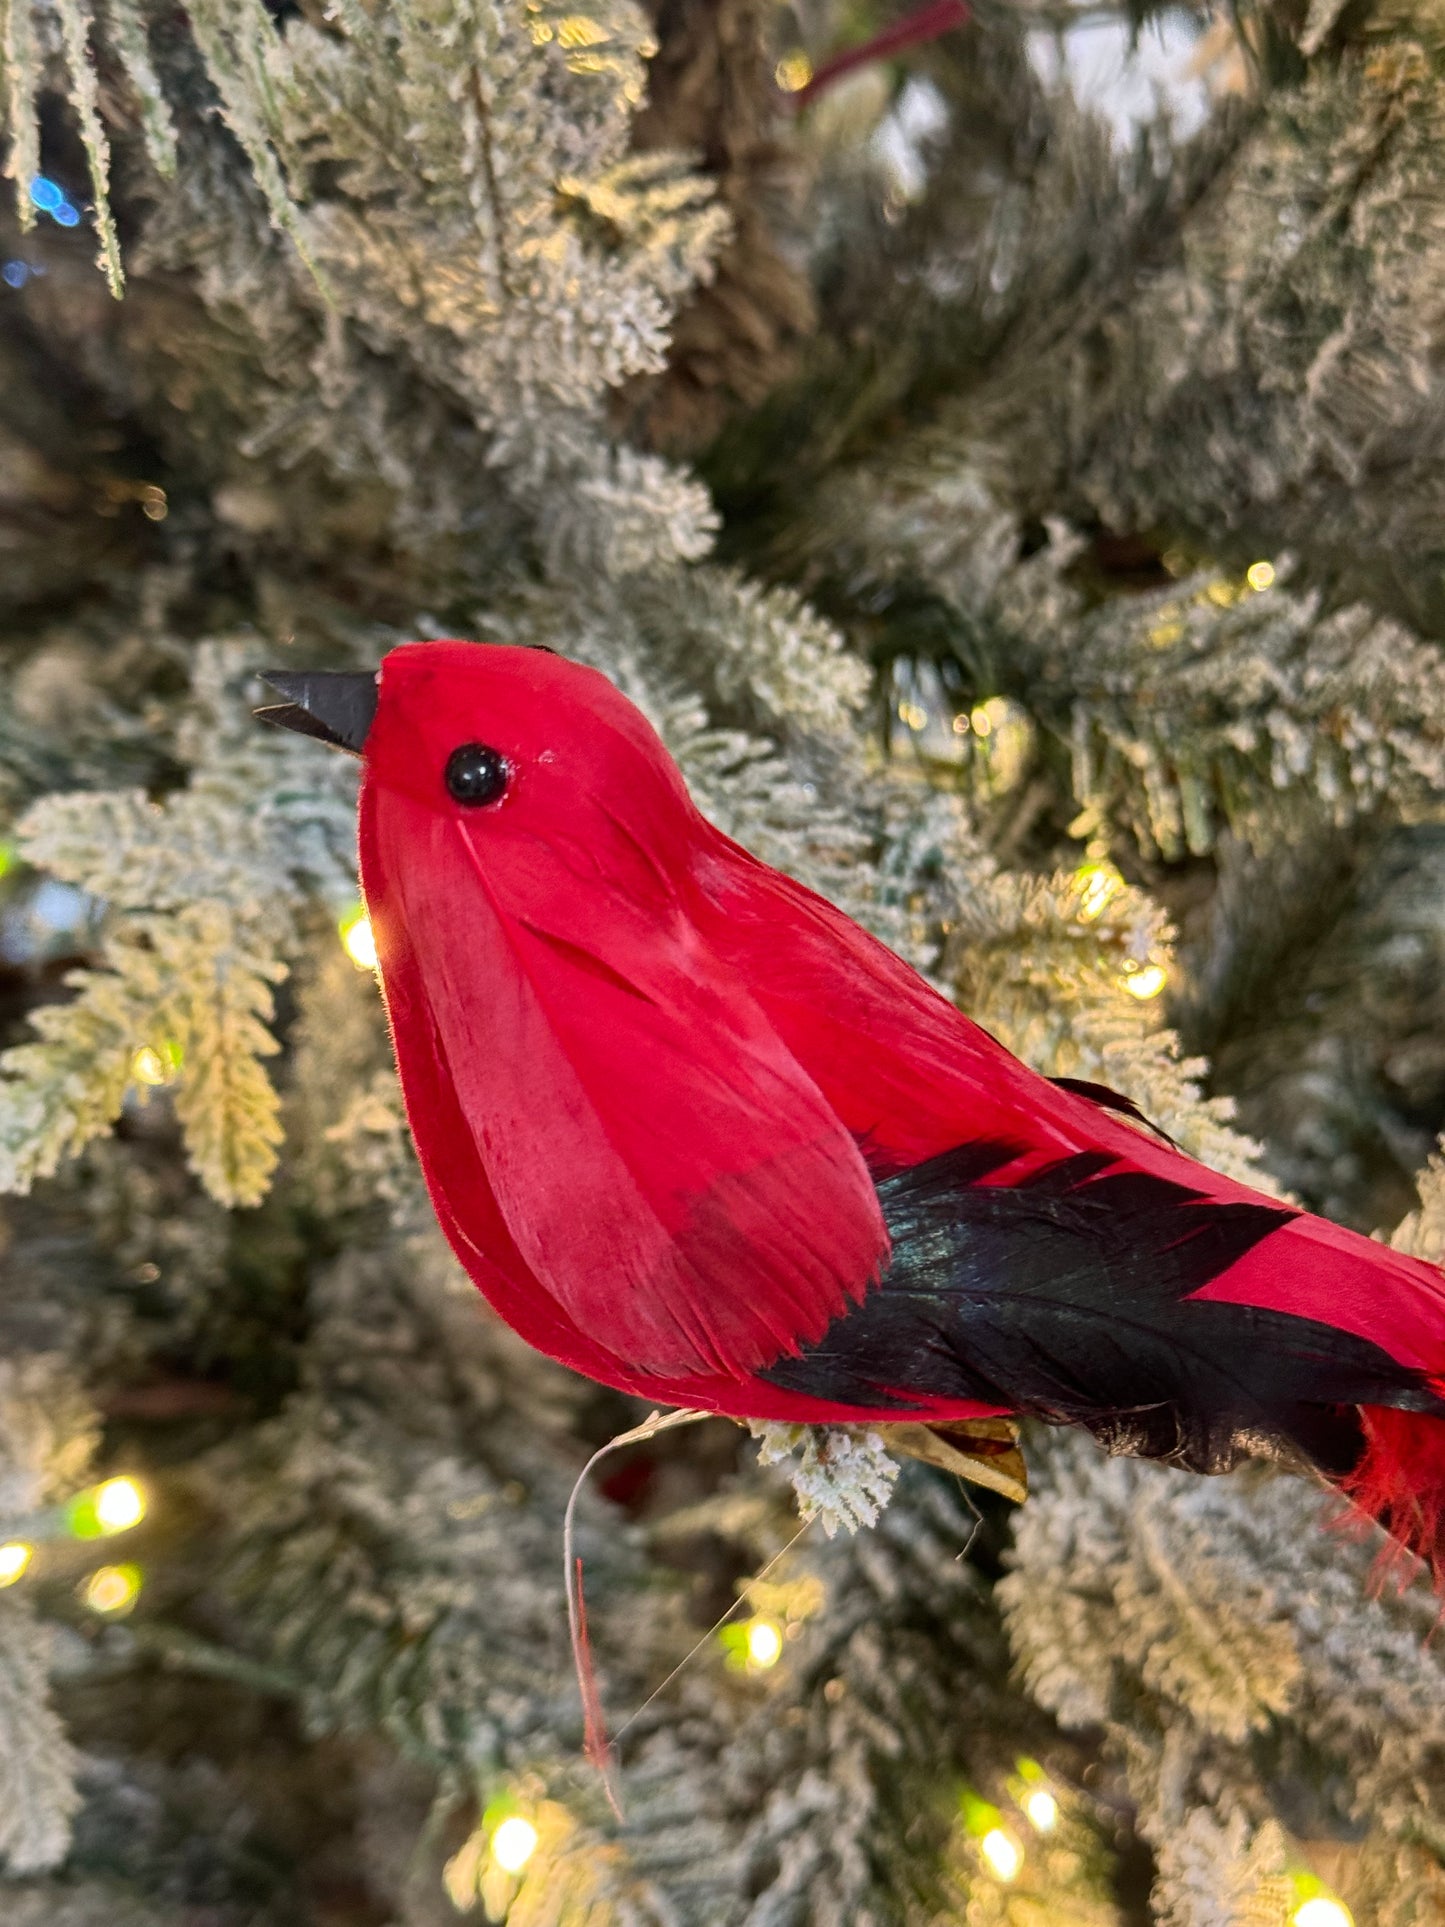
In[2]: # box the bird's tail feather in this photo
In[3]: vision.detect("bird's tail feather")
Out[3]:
[1338,1402,1445,1592]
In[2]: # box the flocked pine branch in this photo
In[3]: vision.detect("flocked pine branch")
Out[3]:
[0,642,355,1206]
[0,1357,96,1874]
[0,0,730,579]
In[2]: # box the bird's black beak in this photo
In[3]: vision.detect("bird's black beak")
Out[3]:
[255,669,378,756]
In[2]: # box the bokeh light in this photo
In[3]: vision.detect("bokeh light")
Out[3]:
[339,905,378,971]
[490,1815,538,1874]
[1024,1789,1058,1832]
[1293,1899,1352,1927]
[776,51,813,92]
[980,1828,1021,1880]
[1075,861,1122,923]
[1121,963,1168,1000]
[745,1616,783,1669]
[83,1564,143,1615]
[0,1542,33,1586]
[93,1477,146,1533]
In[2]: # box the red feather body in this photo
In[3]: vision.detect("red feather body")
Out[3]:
[357,641,1445,1577]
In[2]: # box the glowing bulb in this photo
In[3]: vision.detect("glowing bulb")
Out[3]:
[1246,560,1276,592]
[490,1816,538,1875]
[67,1476,147,1539]
[1024,1789,1058,1832]
[131,1046,168,1087]
[980,1828,1021,1880]
[1121,963,1168,1000]
[746,1616,783,1669]
[83,1564,142,1615]
[1293,1901,1352,1927]
[0,1542,33,1586]
[93,1478,146,1533]
[339,906,378,971]
[1075,862,1121,923]
[775,51,813,92]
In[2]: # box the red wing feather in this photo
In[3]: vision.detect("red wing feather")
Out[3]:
[360,787,889,1382]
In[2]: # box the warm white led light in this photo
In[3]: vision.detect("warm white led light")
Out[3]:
[746,1617,783,1669]
[341,912,378,971]
[84,1564,142,1615]
[980,1828,1021,1880]
[93,1477,145,1533]
[0,1543,32,1586]
[490,1816,539,1875]
[1122,963,1168,1001]
[1293,1900,1352,1927]
[1024,1789,1058,1832]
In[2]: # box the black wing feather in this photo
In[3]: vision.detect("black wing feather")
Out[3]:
[762,1142,1445,1478]
[1048,1076,1180,1148]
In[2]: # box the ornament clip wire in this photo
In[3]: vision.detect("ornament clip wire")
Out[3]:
[563,1407,814,1819]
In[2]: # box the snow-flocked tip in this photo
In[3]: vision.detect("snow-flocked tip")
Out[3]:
[255,669,379,755]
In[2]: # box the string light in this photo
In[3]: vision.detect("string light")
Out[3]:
[1023,1789,1058,1832]
[1075,862,1122,923]
[1121,963,1168,1001]
[490,1815,539,1875]
[83,1564,142,1615]
[745,1616,783,1669]
[979,1828,1022,1880]
[339,905,378,971]
[0,1543,33,1586]
[1293,1898,1352,1927]
[1246,560,1276,592]
[961,1789,1023,1881]
[775,50,813,91]
[68,1475,147,1538]
[131,1041,182,1088]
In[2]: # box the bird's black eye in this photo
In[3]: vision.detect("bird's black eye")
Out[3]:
[445,742,510,807]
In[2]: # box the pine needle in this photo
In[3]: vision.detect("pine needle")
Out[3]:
[55,0,124,295]
[0,0,41,230]
[185,0,332,303]
[104,0,178,178]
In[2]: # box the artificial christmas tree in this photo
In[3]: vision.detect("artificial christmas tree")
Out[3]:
[0,2,1442,1922]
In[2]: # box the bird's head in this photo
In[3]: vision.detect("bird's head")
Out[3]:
[259,639,707,925]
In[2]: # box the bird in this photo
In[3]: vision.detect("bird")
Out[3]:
[259,640,1445,1581]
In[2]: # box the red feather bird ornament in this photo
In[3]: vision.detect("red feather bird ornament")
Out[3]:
[260,642,1445,1581]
